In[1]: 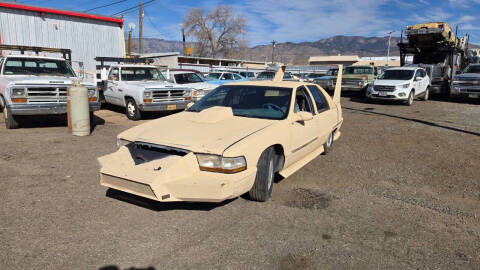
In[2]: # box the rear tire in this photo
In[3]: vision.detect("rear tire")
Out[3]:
[422,87,429,101]
[249,147,275,202]
[125,98,141,120]
[3,106,19,129]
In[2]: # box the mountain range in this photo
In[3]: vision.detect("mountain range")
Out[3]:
[132,35,479,65]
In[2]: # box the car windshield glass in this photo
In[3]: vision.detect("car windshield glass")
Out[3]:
[120,67,165,81]
[188,85,292,120]
[327,69,338,76]
[174,73,204,84]
[344,67,373,74]
[379,70,414,80]
[3,57,76,76]
[257,72,275,79]
[205,73,221,80]
[464,65,480,73]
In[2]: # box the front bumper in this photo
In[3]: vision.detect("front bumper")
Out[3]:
[451,85,480,98]
[342,84,367,91]
[139,100,190,112]
[98,149,256,202]
[7,101,101,115]
[367,89,408,100]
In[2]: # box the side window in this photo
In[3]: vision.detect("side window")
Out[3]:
[223,73,234,80]
[415,69,422,78]
[421,69,427,77]
[294,87,314,113]
[108,68,119,81]
[233,74,242,80]
[307,85,330,113]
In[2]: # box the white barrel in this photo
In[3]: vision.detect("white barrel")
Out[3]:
[68,81,90,136]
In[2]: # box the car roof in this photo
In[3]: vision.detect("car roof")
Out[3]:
[225,80,313,89]
[110,64,157,68]
[387,67,421,71]
[169,70,195,74]
[3,54,67,61]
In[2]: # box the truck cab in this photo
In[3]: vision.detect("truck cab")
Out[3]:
[340,65,379,92]
[0,51,100,129]
[102,64,193,120]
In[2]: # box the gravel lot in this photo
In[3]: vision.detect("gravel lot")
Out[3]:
[1,97,479,269]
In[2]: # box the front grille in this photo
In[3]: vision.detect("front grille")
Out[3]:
[149,89,188,103]
[374,85,396,92]
[343,79,363,85]
[15,85,69,103]
[461,88,480,93]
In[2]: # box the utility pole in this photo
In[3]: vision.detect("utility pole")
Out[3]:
[182,28,186,55]
[271,40,276,65]
[386,31,395,65]
[139,2,143,54]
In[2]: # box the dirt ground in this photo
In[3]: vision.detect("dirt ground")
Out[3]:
[0,97,479,270]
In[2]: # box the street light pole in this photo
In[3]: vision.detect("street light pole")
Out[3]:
[386,31,395,65]
[271,40,276,65]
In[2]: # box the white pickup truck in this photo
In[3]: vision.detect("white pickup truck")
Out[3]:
[102,64,193,120]
[0,54,100,129]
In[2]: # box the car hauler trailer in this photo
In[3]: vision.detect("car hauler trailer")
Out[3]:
[398,22,469,96]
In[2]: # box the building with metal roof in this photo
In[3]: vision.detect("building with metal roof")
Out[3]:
[0,1,125,81]
[309,55,360,66]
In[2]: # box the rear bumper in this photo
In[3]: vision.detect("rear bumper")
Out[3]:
[7,102,101,115]
[139,100,189,112]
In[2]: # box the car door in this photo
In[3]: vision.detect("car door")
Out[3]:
[307,85,338,145]
[413,69,424,95]
[420,69,429,91]
[104,67,121,105]
[288,86,320,164]
[221,73,234,83]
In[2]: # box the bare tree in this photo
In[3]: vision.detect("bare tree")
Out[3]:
[182,5,247,58]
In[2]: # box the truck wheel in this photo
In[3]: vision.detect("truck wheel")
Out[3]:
[322,131,334,155]
[249,147,275,202]
[405,90,414,106]
[3,106,19,129]
[125,98,141,120]
[422,87,430,101]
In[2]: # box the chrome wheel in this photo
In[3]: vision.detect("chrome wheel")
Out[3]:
[127,102,136,117]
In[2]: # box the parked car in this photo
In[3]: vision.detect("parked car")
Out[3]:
[98,67,344,203]
[167,70,217,100]
[256,71,298,81]
[0,54,100,129]
[204,72,247,85]
[450,64,480,99]
[239,71,256,79]
[341,65,380,92]
[366,67,430,105]
[314,68,339,91]
[102,64,192,120]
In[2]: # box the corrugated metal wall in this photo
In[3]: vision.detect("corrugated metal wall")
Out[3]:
[0,7,124,78]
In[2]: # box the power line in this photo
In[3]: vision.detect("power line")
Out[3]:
[83,0,129,13]
[143,9,164,38]
[110,0,155,16]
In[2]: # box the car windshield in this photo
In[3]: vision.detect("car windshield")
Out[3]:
[188,85,292,120]
[174,73,204,84]
[121,67,165,81]
[257,72,276,79]
[3,57,76,77]
[205,73,221,80]
[344,67,373,75]
[326,69,338,76]
[379,70,414,80]
[464,65,480,73]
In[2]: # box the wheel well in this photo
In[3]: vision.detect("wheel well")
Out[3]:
[124,96,135,106]
[0,95,5,109]
[271,144,285,172]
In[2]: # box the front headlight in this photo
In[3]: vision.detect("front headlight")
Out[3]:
[87,88,97,98]
[116,138,132,148]
[196,154,247,173]
[11,88,26,97]
[401,83,410,88]
[143,91,152,99]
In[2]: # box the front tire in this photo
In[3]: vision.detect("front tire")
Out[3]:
[322,131,334,155]
[3,106,19,129]
[405,90,414,106]
[249,147,275,202]
[125,98,141,120]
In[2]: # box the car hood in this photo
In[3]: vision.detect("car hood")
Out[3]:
[455,73,480,80]
[118,106,275,155]
[373,79,411,86]
[5,75,95,87]
[178,82,217,90]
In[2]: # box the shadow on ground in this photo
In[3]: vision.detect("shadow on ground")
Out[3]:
[101,103,180,120]
[106,188,235,211]
[99,266,155,270]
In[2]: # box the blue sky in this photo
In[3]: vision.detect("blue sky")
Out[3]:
[14,0,480,45]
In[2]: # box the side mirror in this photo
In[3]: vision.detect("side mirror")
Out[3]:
[186,102,194,109]
[294,111,313,122]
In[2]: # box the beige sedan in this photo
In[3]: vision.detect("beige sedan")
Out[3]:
[98,67,344,202]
